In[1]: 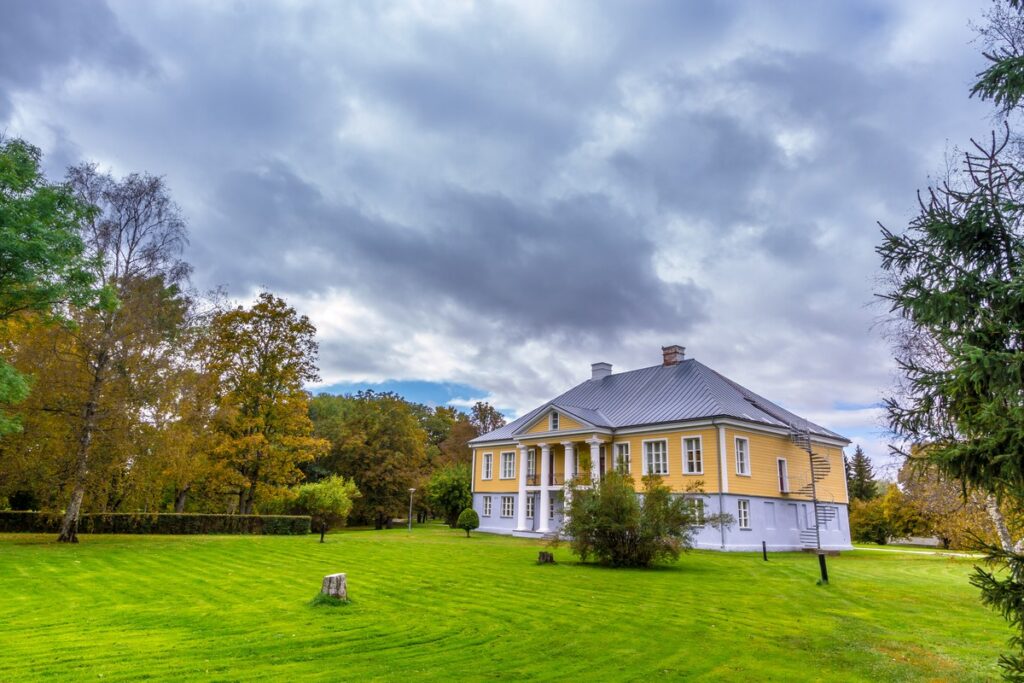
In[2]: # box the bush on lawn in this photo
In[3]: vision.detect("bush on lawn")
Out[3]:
[559,471,707,567]
[456,508,479,537]
[0,511,310,535]
[294,475,360,541]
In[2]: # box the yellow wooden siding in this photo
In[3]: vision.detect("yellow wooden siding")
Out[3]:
[473,448,519,493]
[725,429,848,504]
[474,427,849,504]
[524,411,584,434]
[609,427,721,493]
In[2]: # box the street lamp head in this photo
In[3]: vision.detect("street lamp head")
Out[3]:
[409,488,416,493]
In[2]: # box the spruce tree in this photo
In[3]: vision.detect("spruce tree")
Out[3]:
[879,3,1024,675]
[846,446,878,501]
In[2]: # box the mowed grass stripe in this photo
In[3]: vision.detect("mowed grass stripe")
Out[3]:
[0,527,1007,681]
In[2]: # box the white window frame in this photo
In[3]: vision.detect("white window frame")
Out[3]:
[615,442,631,473]
[482,453,493,480]
[500,496,515,518]
[687,496,706,526]
[735,437,751,476]
[525,495,535,519]
[643,439,669,476]
[482,496,492,517]
[777,457,789,493]
[550,411,559,430]
[683,436,703,474]
[738,499,751,529]
[527,448,537,478]
[500,451,515,479]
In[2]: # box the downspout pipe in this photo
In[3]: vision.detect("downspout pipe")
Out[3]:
[713,419,727,550]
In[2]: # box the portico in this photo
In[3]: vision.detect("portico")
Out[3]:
[513,434,610,535]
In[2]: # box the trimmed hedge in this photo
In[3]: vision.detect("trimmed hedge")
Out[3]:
[0,512,311,535]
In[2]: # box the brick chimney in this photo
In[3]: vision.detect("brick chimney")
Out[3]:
[591,362,612,380]
[662,345,686,366]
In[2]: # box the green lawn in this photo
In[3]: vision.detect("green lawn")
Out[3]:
[0,526,1007,682]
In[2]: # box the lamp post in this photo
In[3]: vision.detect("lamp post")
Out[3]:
[408,488,416,532]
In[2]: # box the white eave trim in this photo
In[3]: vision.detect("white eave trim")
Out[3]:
[613,417,850,447]
[510,406,600,437]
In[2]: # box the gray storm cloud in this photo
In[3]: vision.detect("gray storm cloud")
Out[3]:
[0,0,995,470]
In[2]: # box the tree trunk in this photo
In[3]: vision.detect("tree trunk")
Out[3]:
[58,354,107,543]
[320,521,326,543]
[986,495,1015,552]
[174,485,190,513]
[374,513,384,530]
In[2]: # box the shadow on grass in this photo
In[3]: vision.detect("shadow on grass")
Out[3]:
[310,593,352,609]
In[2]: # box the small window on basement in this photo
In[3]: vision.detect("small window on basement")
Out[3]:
[738,499,751,529]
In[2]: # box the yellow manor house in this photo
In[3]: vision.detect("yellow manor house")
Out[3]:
[469,345,852,551]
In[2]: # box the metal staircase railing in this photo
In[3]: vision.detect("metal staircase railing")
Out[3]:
[790,428,833,550]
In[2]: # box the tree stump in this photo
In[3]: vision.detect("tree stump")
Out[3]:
[537,551,556,564]
[321,573,348,600]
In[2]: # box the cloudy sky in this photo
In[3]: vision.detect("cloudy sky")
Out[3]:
[2,0,998,473]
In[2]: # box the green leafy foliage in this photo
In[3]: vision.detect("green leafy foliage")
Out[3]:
[560,471,702,567]
[456,507,479,537]
[0,138,101,436]
[310,391,428,529]
[849,485,929,545]
[427,464,471,527]
[295,475,360,540]
[0,138,98,322]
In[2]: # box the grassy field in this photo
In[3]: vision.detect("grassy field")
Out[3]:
[0,526,1007,682]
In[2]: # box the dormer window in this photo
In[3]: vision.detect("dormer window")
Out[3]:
[550,411,559,430]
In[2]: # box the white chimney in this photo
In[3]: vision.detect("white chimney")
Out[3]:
[591,362,612,380]
[662,345,685,366]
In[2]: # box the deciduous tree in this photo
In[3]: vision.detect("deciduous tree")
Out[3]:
[470,401,505,436]
[52,165,192,542]
[0,138,98,435]
[311,391,428,529]
[205,292,328,515]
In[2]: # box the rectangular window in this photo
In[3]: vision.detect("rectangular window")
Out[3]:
[500,496,515,518]
[687,497,706,525]
[644,440,669,475]
[550,412,559,430]
[684,437,703,474]
[549,498,555,519]
[500,452,515,479]
[527,449,536,477]
[482,453,493,480]
[738,499,751,529]
[735,437,750,476]
[615,442,631,473]
[764,501,776,530]
[526,496,535,519]
[482,496,492,517]
[777,458,789,493]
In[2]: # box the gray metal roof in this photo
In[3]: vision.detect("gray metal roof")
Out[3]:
[469,359,848,444]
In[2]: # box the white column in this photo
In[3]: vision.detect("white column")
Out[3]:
[516,444,528,531]
[561,441,575,531]
[538,443,551,533]
[588,438,602,485]
[562,441,575,482]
